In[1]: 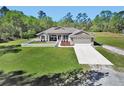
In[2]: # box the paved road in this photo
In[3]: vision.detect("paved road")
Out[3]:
[91,65,124,86]
[74,44,113,65]
[103,45,124,56]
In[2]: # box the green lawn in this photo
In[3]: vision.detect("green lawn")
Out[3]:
[0,39,28,46]
[96,47,124,68]
[30,41,54,44]
[0,47,81,77]
[93,32,124,49]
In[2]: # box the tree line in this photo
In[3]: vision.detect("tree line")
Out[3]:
[0,6,124,42]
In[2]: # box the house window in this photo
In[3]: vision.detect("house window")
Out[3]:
[41,36,45,39]
[63,35,68,40]
[50,35,57,41]
[41,35,45,42]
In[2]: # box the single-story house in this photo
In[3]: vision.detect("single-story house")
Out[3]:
[36,27,93,45]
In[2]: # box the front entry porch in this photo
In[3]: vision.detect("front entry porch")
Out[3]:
[39,34,74,46]
[49,35,69,41]
[49,35,74,46]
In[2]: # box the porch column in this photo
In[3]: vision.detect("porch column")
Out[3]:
[40,36,41,41]
[57,35,59,41]
[44,35,46,41]
[68,36,70,41]
[61,35,63,41]
[48,35,49,41]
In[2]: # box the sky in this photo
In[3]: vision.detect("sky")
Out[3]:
[2,6,124,21]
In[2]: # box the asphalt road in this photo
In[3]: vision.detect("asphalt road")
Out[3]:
[91,65,124,86]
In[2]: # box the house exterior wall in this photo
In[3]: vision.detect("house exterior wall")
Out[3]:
[39,33,92,44]
[72,38,91,44]
[38,30,93,44]
[47,34,70,41]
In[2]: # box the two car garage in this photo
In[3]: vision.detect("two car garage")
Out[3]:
[70,31,93,44]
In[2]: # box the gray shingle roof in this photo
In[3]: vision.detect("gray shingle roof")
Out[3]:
[36,27,80,35]
[70,32,91,39]
[36,27,92,39]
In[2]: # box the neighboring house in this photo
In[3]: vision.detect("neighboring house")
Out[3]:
[36,27,93,45]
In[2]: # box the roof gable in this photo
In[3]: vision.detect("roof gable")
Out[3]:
[36,27,80,35]
[70,31,91,39]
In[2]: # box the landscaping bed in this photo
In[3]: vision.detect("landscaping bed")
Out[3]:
[0,69,106,86]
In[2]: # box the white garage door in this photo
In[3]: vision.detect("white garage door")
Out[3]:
[74,44,113,65]
[73,38,91,44]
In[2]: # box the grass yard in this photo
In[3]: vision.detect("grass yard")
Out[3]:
[93,32,124,49]
[0,47,81,77]
[0,39,28,46]
[30,41,55,44]
[96,47,124,68]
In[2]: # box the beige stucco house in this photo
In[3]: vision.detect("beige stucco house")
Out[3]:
[36,27,93,45]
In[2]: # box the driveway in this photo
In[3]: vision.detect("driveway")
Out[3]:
[74,44,113,65]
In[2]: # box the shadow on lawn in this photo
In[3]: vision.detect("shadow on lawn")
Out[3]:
[0,69,109,86]
[0,45,22,56]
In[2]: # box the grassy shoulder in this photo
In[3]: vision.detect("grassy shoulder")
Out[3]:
[96,47,124,68]
[0,47,83,77]
[0,39,28,46]
[93,32,124,49]
[30,41,54,44]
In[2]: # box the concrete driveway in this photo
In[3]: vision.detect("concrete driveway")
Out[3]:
[74,44,113,65]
